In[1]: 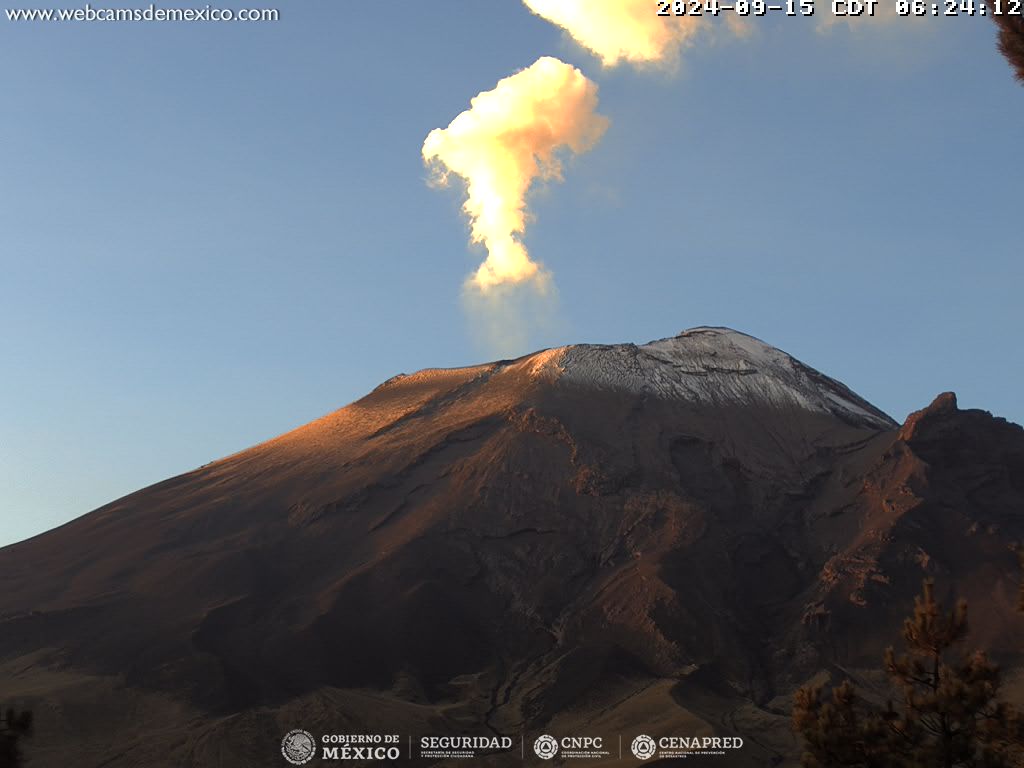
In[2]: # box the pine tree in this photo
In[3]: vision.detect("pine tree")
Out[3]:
[0,708,33,768]
[793,679,903,767]
[985,0,1024,83]
[793,580,1024,768]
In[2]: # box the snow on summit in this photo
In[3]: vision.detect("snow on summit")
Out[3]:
[547,327,895,430]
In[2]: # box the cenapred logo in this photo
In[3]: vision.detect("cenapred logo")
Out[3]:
[631,734,657,761]
[281,729,316,765]
[631,733,744,760]
[534,734,559,760]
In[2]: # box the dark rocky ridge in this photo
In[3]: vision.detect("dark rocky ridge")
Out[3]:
[1,328,1022,767]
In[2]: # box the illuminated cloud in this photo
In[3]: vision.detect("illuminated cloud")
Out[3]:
[422,56,608,293]
[522,0,702,67]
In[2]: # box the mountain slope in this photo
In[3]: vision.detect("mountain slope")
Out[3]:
[1,327,1022,768]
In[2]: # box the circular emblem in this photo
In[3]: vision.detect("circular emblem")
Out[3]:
[281,729,316,765]
[534,734,559,760]
[631,734,657,761]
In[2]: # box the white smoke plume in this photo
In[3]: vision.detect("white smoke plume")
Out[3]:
[422,56,608,294]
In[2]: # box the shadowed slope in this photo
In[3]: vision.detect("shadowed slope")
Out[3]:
[1,329,1021,768]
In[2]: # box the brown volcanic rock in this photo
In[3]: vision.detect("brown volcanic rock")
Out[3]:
[783,389,1024,715]
[1,328,1023,767]
[898,390,960,442]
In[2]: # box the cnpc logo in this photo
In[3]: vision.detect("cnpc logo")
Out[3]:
[533,734,605,760]
[534,735,558,759]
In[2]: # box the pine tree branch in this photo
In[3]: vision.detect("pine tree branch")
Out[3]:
[985,0,1024,82]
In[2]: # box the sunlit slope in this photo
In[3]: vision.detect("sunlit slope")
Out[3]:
[1,328,1022,768]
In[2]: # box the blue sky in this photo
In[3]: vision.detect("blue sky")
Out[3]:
[2,2,1021,547]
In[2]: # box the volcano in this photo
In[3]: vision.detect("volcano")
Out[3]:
[2,327,1023,767]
